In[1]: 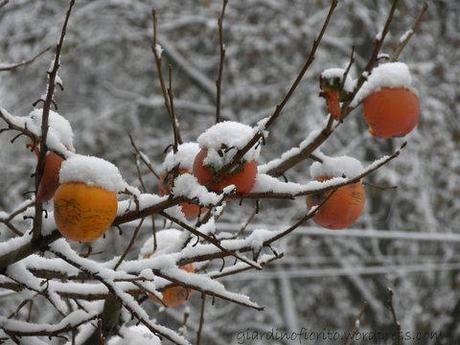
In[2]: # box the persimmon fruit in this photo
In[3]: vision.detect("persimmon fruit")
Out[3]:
[147,262,194,307]
[53,182,117,242]
[363,87,419,138]
[193,149,257,193]
[159,168,206,219]
[306,176,365,230]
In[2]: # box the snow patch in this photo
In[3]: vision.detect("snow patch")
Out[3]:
[310,155,363,179]
[321,68,355,93]
[28,108,74,151]
[139,228,186,258]
[162,142,200,173]
[59,154,127,192]
[352,62,415,106]
[197,121,260,169]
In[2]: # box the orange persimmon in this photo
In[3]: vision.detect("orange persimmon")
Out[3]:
[306,176,365,229]
[159,169,206,219]
[363,87,420,138]
[53,182,117,242]
[193,149,257,194]
[147,262,194,307]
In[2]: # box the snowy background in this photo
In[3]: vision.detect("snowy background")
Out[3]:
[0,0,459,344]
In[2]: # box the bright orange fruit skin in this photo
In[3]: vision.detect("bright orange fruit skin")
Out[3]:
[363,87,420,138]
[159,169,206,219]
[53,182,117,242]
[36,152,64,202]
[193,149,257,194]
[149,263,194,307]
[306,176,365,230]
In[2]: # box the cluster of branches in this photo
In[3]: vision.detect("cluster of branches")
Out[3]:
[0,0,428,344]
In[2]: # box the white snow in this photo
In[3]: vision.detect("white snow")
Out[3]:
[321,68,355,93]
[59,154,127,192]
[161,142,200,173]
[27,108,74,151]
[352,62,415,106]
[258,129,321,174]
[155,43,164,58]
[171,173,228,205]
[139,228,186,258]
[310,155,364,179]
[197,121,260,169]
[108,325,162,345]
[0,107,74,155]
[399,29,414,43]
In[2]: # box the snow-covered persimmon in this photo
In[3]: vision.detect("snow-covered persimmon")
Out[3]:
[140,229,194,307]
[54,182,117,241]
[193,149,257,193]
[193,121,259,193]
[355,62,420,138]
[160,143,206,219]
[363,87,419,138]
[306,156,365,230]
[53,154,125,242]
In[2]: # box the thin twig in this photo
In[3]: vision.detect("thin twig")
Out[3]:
[386,288,403,345]
[159,210,261,270]
[167,64,182,151]
[390,2,428,61]
[196,293,206,345]
[215,0,228,123]
[344,302,367,345]
[32,0,75,241]
[0,47,51,72]
[265,0,401,177]
[151,10,182,152]
[207,0,338,186]
[128,134,161,180]
[114,218,145,270]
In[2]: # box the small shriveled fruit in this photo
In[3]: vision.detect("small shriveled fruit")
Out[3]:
[363,87,419,138]
[307,176,365,229]
[54,182,117,242]
[36,152,64,202]
[320,90,341,120]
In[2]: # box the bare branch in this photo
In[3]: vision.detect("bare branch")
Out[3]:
[390,2,428,61]
[151,10,182,152]
[345,302,367,345]
[208,0,338,185]
[128,134,161,180]
[215,0,229,123]
[0,47,51,72]
[32,0,75,241]
[196,294,206,345]
[386,288,403,345]
[114,218,145,269]
[159,210,262,270]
